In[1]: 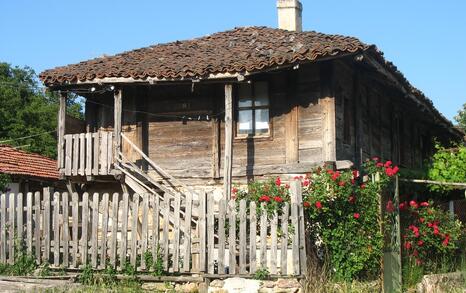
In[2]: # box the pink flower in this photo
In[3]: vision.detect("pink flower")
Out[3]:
[275,177,281,186]
[315,201,323,209]
[417,240,424,246]
[353,213,360,219]
[331,171,340,181]
[360,184,366,189]
[302,179,310,187]
[404,241,412,250]
[442,234,450,246]
[372,157,380,161]
[338,181,346,187]
[384,160,392,167]
[232,187,238,194]
[348,195,356,204]
[420,202,429,207]
[352,170,359,179]
[303,201,311,208]
[386,200,395,213]
[376,162,384,167]
[409,200,418,209]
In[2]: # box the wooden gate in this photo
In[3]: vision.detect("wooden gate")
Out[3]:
[0,181,307,277]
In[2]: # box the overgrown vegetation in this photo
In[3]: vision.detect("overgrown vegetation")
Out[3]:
[0,173,10,192]
[427,143,466,192]
[0,238,37,276]
[454,102,466,132]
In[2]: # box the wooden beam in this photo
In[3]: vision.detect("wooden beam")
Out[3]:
[223,84,233,200]
[58,92,67,170]
[211,118,220,178]
[113,89,122,165]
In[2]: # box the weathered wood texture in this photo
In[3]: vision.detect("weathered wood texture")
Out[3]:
[0,187,306,277]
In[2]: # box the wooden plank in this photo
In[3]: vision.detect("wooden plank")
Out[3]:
[290,180,301,275]
[211,118,220,178]
[198,191,206,272]
[0,194,6,262]
[86,132,92,175]
[99,132,108,175]
[92,132,100,175]
[71,192,79,268]
[8,193,15,264]
[285,104,299,163]
[53,192,60,267]
[34,192,41,264]
[239,199,247,274]
[16,193,23,240]
[223,84,233,199]
[109,193,119,267]
[26,192,33,254]
[151,194,159,261]
[228,200,236,274]
[62,192,69,267]
[270,211,278,274]
[64,135,72,176]
[58,92,66,170]
[79,133,85,176]
[280,203,289,275]
[81,192,89,267]
[259,203,267,269]
[173,194,181,272]
[130,194,139,266]
[217,199,226,274]
[120,193,129,268]
[100,193,110,269]
[114,89,122,160]
[182,192,192,273]
[249,202,257,274]
[43,188,51,263]
[72,134,79,175]
[162,194,170,271]
[140,194,149,270]
[296,183,307,276]
[207,194,215,274]
[107,132,113,173]
[91,193,99,268]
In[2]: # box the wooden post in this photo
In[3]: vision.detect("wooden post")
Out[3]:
[223,84,233,199]
[58,92,67,171]
[114,89,122,166]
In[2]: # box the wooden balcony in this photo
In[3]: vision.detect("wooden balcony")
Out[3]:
[58,131,117,177]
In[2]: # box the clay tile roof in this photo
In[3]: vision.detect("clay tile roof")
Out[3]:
[0,145,58,180]
[39,26,369,85]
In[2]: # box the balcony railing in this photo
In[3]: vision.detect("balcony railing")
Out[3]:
[59,131,115,177]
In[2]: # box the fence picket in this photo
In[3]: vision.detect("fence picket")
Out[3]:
[34,192,41,264]
[249,201,257,274]
[270,211,278,274]
[173,195,181,272]
[72,134,79,175]
[198,191,206,272]
[109,193,119,267]
[207,194,215,274]
[130,195,139,266]
[260,203,267,270]
[71,192,79,268]
[79,133,85,176]
[100,193,109,269]
[290,181,300,276]
[26,193,33,254]
[162,194,170,271]
[151,194,159,260]
[86,132,92,175]
[53,192,60,267]
[92,132,99,175]
[91,193,99,268]
[99,132,108,175]
[239,199,247,274]
[217,199,226,274]
[65,135,72,176]
[140,194,149,270]
[43,188,51,263]
[81,192,89,267]
[228,200,236,274]
[120,193,129,268]
[8,193,15,264]
[62,192,69,267]
[17,193,23,240]
[280,203,289,275]
[182,192,192,273]
[0,194,6,262]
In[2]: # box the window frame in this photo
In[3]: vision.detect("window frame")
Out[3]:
[234,81,272,139]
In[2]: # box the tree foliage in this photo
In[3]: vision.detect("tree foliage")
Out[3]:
[454,103,466,132]
[427,143,466,191]
[0,62,83,158]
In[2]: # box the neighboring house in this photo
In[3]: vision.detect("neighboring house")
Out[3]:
[39,0,462,198]
[0,145,61,194]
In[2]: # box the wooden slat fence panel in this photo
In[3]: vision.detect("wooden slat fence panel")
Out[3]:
[0,186,306,277]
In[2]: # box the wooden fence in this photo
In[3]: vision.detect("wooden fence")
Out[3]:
[0,181,307,277]
[59,131,114,177]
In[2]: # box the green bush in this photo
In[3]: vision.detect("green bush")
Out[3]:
[427,143,466,192]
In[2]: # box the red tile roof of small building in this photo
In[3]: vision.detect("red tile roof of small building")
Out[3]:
[0,145,58,180]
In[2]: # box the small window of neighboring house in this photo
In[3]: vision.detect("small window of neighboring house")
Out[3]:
[236,82,270,137]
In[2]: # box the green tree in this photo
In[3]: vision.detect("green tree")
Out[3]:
[0,62,83,158]
[454,103,466,131]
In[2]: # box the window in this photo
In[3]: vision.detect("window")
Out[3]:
[236,82,270,137]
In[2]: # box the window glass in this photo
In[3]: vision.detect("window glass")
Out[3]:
[238,110,253,135]
[238,84,252,107]
[254,82,269,106]
[255,109,269,134]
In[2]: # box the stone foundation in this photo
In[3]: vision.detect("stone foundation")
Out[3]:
[209,277,302,293]
[416,272,465,293]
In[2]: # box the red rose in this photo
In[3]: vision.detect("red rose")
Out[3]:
[415,258,422,266]
[404,241,412,250]
[331,171,340,181]
[409,200,418,209]
[399,202,407,210]
[338,181,346,187]
[442,234,450,246]
[420,202,429,207]
[392,166,399,175]
[302,179,310,187]
[275,177,281,186]
[303,201,311,208]
[259,195,271,202]
[419,217,425,223]
[376,162,384,167]
[273,196,283,203]
[352,170,359,179]
[360,184,366,189]
[326,170,334,175]
[386,200,395,213]
[348,195,356,204]
[315,201,323,209]
[384,160,392,167]
[353,213,360,219]
[417,240,424,246]
[232,187,238,194]
[285,183,290,189]
[372,157,380,161]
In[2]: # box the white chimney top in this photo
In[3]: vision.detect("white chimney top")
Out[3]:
[277,0,303,32]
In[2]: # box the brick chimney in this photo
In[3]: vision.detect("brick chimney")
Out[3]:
[277,0,303,32]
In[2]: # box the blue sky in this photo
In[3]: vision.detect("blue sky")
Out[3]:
[1,0,465,122]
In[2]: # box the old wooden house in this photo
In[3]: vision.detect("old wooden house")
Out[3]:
[39,0,462,199]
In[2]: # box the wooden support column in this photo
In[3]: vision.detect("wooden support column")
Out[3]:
[285,72,299,163]
[113,89,122,165]
[223,84,233,200]
[58,92,67,173]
